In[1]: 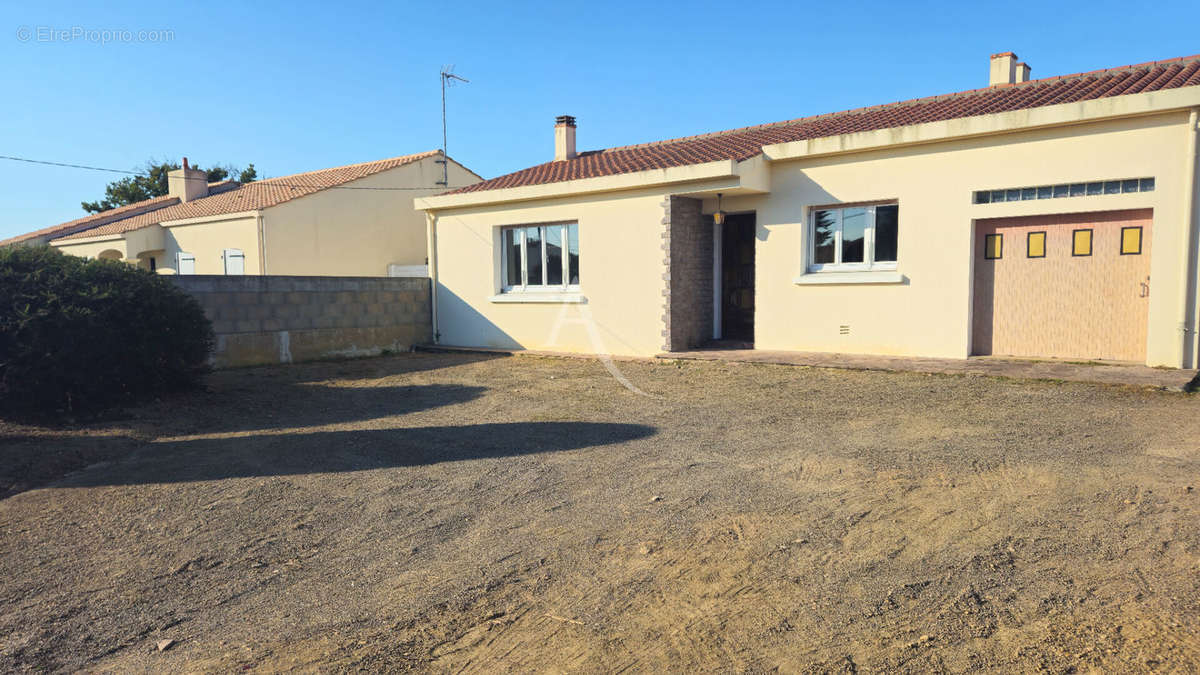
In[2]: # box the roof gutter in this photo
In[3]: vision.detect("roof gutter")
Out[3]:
[416,158,757,212]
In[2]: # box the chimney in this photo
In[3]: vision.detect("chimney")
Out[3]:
[1015,61,1032,83]
[167,156,209,202]
[989,52,1018,86]
[554,115,577,161]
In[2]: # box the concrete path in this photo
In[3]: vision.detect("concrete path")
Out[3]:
[661,348,1198,391]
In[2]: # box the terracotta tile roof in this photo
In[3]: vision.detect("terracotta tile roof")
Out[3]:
[49,151,440,242]
[449,54,1200,195]
[0,193,181,246]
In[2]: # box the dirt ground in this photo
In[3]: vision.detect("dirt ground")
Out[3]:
[1,352,1199,672]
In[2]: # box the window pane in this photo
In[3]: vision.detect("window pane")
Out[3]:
[874,205,898,262]
[1122,179,1139,193]
[1027,231,1046,258]
[567,224,580,284]
[1006,189,1021,202]
[1073,229,1092,256]
[1121,227,1142,255]
[524,226,543,285]
[1140,177,1155,192]
[1070,183,1086,197]
[991,190,1006,203]
[1021,187,1036,201]
[545,225,563,286]
[813,210,836,264]
[1104,181,1121,194]
[841,208,867,263]
[974,191,990,204]
[984,233,1002,260]
[504,229,522,287]
[1086,182,1103,196]
[1053,184,1069,198]
[1037,186,1052,199]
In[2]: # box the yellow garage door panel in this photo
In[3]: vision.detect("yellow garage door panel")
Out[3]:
[972,209,1152,362]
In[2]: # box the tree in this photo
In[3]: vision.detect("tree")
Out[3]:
[81,158,258,214]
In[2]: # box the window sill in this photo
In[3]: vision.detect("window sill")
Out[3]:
[793,271,905,285]
[488,292,588,304]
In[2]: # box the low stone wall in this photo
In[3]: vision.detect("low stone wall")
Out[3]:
[172,276,431,368]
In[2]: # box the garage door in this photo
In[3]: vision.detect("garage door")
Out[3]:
[972,209,1151,362]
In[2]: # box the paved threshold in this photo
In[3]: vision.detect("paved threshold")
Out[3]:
[662,348,1197,391]
[417,344,1198,391]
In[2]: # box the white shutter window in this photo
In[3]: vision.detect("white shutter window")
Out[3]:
[222,248,245,275]
[176,252,196,275]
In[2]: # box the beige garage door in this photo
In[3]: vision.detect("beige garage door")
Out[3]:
[972,209,1152,362]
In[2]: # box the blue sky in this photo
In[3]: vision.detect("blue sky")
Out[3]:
[2,0,1197,239]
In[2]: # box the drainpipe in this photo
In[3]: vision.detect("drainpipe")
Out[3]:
[425,210,440,344]
[256,212,266,275]
[1180,109,1199,367]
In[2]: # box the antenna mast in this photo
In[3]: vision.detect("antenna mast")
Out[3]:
[439,66,469,186]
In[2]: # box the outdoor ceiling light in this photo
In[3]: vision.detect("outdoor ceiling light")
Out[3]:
[714,193,725,225]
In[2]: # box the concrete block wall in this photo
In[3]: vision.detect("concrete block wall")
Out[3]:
[661,196,714,351]
[172,276,431,368]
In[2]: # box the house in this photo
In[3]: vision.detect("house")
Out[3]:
[3,151,480,276]
[416,52,1200,369]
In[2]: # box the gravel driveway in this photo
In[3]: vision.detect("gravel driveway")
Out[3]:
[1,352,1198,672]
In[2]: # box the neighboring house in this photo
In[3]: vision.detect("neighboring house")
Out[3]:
[3,151,480,276]
[417,52,1200,368]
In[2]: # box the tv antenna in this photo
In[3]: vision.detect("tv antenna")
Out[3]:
[438,66,469,186]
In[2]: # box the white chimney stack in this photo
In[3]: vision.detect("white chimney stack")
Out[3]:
[554,115,577,161]
[167,156,209,202]
[1015,61,1032,83]
[989,52,1018,86]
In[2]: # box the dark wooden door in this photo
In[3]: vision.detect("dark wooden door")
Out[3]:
[721,213,755,343]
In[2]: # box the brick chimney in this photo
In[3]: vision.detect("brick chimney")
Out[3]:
[554,115,577,161]
[989,52,1018,86]
[167,157,209,202]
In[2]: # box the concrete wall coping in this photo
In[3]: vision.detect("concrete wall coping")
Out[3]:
[172,275,429,293]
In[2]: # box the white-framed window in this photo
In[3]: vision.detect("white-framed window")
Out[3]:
[808,203,899,272]
[501,223,580,292]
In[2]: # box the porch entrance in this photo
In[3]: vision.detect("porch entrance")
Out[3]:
[719,212,756,344]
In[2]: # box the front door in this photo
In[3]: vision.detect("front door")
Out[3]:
[721,213,756,344]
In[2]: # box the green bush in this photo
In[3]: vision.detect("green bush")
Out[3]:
[0,246,213,417]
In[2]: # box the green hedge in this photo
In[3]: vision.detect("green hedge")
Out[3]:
[0,246,213,417]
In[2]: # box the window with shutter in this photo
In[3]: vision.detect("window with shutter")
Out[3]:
[222,248,245,275]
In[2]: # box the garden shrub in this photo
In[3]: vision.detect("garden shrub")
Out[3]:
[0,246,213,417]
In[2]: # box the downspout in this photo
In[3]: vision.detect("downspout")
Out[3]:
[256,212,267,275]
[425,210,440,344]
[1179,109,1199,367]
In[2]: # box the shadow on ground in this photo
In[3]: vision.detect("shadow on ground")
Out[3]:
[250,351,507,384]
[57,422,657,488]
[182,383,490,434]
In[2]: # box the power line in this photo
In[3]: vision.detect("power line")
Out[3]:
[0,154,473,191]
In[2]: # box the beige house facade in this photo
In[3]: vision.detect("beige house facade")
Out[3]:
[417,53,1200,368]
[5,151,480,277]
